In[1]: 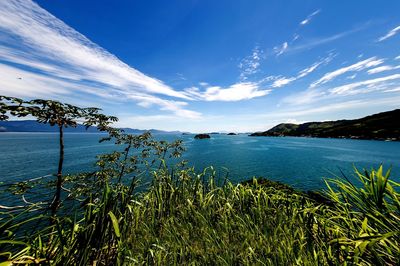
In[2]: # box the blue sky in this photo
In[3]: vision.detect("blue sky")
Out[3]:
[0,0,400,132]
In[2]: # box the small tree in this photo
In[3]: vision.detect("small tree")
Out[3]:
[0,96,118,215]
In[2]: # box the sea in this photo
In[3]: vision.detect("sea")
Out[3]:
[0,133,399,193]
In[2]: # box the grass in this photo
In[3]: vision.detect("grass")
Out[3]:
[1,164,399,265]
[1,97,399,265]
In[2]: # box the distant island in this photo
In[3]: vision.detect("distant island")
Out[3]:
[194,133,211,139]
[250,109,400,141]
[0,120,183,134]
[227,132,237,135]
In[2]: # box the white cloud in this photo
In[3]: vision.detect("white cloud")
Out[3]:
[367,65,400,74]
[395,55,400,60]
[310,57,384,88]
[0,63,72,98]
[185,82,271,101]
[378,25,400,42]
[329,74,400,95]
[274,42,288,56]
[125,94,202,119]
[297,64,321,78]
[272,77,296,88]
[238,46,263,80]
[0,0,201,118]
[300,9,321,26]
[0,63,203,118]
[297,54,335,78]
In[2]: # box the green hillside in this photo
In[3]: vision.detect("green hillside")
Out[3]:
[250,109,400,140]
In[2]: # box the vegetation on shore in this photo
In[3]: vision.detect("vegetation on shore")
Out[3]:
[1,96,399,265]
[250,109,400,141]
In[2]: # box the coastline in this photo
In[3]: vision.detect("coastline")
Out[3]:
[249,134,400,142]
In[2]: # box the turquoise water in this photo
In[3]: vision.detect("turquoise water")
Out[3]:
[0,133,399,191]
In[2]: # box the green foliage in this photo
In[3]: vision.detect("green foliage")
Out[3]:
[323,166,400,265]
[0,95,118,215]
[1,97,399,265]
[2,162,399,265]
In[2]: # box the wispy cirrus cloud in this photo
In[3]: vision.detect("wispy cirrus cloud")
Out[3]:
[329,74,400,95]
[310,57,384,88]
[300,9,321,26]
[298,54,335,78]
[282,56,400,106]
[0,0,201,118]
[271,54,335,88]
[384,87,400,93]
[273,42,288,56]
[378,25,400,42]
[367,65,400,75]
[287,24,369,55]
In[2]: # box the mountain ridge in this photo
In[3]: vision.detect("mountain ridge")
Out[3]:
[0,120,184,134]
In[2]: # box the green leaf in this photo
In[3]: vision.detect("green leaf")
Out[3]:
[108,211,120,238]
[0,240,29,246]
[362,217,368,231]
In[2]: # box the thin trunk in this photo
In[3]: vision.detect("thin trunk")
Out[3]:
[117,142,131,183]
[51,125,64,215]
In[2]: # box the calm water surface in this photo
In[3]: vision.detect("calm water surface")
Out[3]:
[0,133,399,191]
